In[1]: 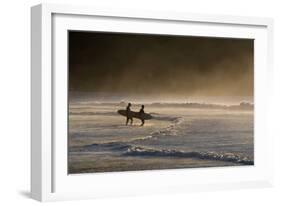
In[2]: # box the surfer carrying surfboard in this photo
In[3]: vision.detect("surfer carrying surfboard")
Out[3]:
[126,103,133,125]
[117,104,152,126]
[139,105,145,126]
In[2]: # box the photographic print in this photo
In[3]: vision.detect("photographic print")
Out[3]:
[68,31,254,174]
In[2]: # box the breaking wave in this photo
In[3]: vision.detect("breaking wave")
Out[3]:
[72,141,253,165]
[82,142,131,151]
[124,146,253,165]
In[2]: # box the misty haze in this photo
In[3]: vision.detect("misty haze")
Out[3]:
[68,31,254,174]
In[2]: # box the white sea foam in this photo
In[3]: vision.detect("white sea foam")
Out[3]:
[124,146,254,165]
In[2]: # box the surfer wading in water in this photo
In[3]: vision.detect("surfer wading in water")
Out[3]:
[139,105,145,126]
[117,103,152,126]
[126,103,133,125]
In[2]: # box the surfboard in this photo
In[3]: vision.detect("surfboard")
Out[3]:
[117,110,153,120]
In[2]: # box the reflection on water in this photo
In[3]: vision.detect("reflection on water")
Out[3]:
[68,100,254,174]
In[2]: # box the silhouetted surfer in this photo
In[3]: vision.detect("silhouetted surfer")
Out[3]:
[126,103,133,125]
[139,105,145,126]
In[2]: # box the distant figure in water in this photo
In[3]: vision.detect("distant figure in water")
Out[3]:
[126,103,133,125]
[139,105,145,126]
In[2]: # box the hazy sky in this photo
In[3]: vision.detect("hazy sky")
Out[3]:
[68,31,253,97]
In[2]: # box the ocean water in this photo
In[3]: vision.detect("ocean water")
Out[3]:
[68,101,254,174]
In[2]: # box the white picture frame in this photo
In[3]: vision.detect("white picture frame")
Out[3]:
[31,3,274,202]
